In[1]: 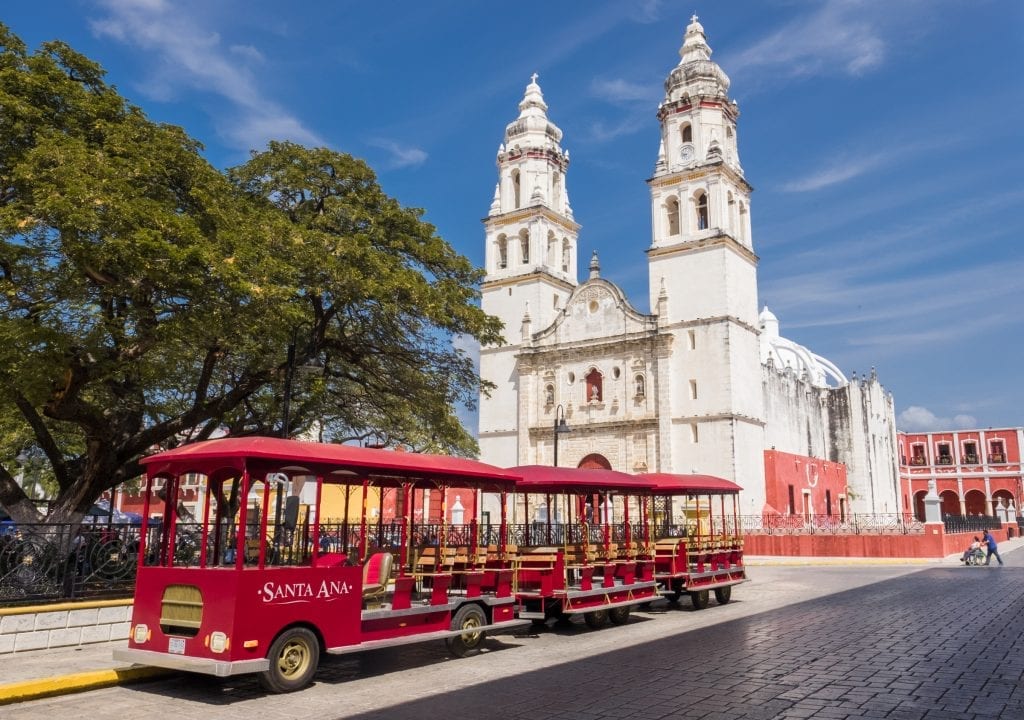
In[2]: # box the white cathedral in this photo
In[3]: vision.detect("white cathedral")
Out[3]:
[477,17,899,516]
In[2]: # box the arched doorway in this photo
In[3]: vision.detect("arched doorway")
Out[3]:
[577,454,611,523]
[939,490,960,516]
[963,489,987,516]
[577,454,611,470]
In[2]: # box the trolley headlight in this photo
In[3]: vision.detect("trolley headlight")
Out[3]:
[133,624,150,644]
[209,631,228,653]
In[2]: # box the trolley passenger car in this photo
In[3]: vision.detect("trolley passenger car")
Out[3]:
[506,465,660,629]
[114,437,526,692]
[643,472,747,609]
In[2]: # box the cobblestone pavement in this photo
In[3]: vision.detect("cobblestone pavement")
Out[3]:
[7,562,1023,719]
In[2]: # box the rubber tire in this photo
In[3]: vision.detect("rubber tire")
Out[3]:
[259,627,320,693]
[446,604,487,657]
[667,582,683,604]
[689,590,710,610]
[608,606,631,625]
[583,609,609,629]
[714,586,732,605]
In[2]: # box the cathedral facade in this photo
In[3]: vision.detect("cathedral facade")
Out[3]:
[477,18,899,518]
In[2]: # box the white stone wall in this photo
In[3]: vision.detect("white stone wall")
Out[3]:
[0,602,131,654]
[762,366,899,514]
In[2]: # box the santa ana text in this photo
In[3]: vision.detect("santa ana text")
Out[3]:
[261,580,352,603]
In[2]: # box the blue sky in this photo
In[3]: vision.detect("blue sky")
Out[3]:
[5,0,1023,434]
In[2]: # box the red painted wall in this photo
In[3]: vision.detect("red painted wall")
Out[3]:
[743,523,1015,558]
[764,450,848,517]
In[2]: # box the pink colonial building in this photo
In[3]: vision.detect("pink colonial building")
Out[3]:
[898,427,1023,519]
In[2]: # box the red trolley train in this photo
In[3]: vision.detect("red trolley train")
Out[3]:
[115,437,747,692]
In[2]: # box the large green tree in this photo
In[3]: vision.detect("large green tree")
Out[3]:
[0,26,501,525]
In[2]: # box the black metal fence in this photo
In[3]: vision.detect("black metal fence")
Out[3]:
[0,522,139,607]
[942,515,1003,534]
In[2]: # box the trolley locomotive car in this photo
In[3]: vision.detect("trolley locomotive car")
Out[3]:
[114,437,526,693]
[506,465,661,629]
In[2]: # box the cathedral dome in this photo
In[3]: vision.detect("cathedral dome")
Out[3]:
[759,306,848,388]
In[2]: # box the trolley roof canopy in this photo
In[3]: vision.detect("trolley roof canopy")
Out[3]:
[140,436,521,490]
[637,472,742,495]
[511,465,657,494]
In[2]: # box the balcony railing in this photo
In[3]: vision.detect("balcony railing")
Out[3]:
[910,457,927,466]
[989,453,1006,463]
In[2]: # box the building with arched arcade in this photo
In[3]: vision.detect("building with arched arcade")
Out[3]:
[899,428,1022,519]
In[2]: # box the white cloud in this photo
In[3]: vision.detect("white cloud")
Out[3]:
[898,406,978,432]
[586,114,649,143]
[90,0,322,152]
[366,139,428,170]
[591,77,658,105]
[229,44,265,64]
[781,152,888,192]
[726,0,887,83]
[632,0,662,24]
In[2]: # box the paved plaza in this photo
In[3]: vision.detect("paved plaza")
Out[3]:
[5,560,1023,719]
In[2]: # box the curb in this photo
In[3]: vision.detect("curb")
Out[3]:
[0,665,169,706]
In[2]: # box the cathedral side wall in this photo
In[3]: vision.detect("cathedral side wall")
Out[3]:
[762,367,900,515]
[762,367,830,458]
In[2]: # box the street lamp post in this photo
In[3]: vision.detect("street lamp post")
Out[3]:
[553,404,571,467]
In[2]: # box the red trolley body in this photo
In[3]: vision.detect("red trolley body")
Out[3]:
[641,472,747,609]
[508,465,661,628]
[114,437,524,692]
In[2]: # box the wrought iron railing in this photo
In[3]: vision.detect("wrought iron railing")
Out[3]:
[739,513,924,535]
[0,523,139,607]
[942,515,1001,534]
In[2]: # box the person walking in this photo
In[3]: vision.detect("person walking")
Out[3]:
[982,530,1004,566]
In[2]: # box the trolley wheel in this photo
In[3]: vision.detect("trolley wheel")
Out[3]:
[583,609,609,629]
[689,590,710,611]
[608,606,631,625]
[446,604,487,657]
[259,627,320,693]
[667,581,683,604]
[714,586,732,605]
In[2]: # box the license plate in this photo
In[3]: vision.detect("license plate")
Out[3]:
[168,637,186,654]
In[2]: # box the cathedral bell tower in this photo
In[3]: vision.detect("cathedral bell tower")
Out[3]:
[479,75,580,468]
[647,17,766,509]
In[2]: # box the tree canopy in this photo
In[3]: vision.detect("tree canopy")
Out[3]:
[0,25,501,524]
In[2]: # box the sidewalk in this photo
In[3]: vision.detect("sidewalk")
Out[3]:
[0,639,168,705]
[2,537,1020,706]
